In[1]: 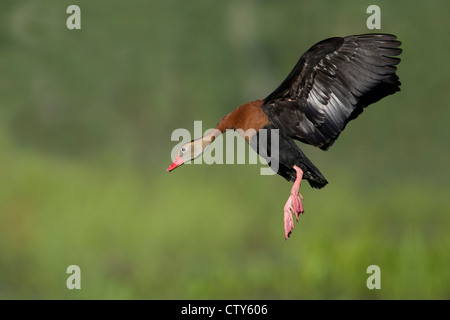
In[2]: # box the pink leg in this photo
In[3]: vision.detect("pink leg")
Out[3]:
[284,165,304,239]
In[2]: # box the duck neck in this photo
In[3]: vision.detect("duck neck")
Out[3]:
[198,128,221,152]
[215,100,266,133]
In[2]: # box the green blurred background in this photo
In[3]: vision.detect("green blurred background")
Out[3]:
[0,0,449,299]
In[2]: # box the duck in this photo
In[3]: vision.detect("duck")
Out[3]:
[167,33,402,239]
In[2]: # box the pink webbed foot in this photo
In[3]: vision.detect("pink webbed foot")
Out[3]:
[283,165,305,239]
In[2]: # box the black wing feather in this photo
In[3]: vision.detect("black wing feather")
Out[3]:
[262,33,402,150]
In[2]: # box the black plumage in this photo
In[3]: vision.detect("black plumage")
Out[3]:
[260,33,402,188]
[250,124,328,188]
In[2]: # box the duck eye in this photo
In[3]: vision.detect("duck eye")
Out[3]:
[181,147,187,153]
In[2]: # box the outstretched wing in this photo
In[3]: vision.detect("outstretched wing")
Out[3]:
[262,33,402,150]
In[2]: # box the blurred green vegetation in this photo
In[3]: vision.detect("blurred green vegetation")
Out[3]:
[0,0,449,299]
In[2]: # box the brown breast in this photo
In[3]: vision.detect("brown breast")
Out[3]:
[215,100,270,142]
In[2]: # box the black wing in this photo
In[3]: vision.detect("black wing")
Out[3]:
[262,33,402,150]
